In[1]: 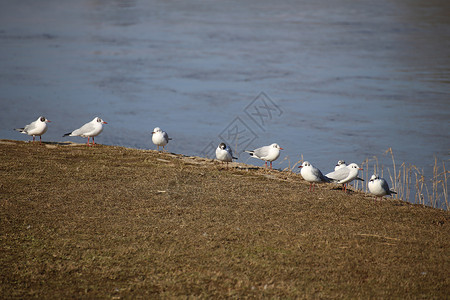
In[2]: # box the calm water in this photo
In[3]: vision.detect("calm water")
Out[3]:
[1,0,449,207]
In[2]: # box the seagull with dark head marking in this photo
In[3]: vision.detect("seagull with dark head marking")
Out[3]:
[244,143,283,169]
[298,161,331,191]
[326,163,363,192]
[15,116,51,144]
[368,174,397,201]
[216,143,237,168]
[63,117,107,146]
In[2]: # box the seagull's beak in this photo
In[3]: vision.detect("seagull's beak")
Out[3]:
[47,120,51,122]
[279,147,284,150]
[151,132,155,134]
[359,168,363,170]
[298,166,303,168]
[102,121,108,124]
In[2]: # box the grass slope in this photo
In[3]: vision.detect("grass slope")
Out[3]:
[0,140,449,298]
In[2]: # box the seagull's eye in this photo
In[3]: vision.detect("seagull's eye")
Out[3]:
[40,117,45,122]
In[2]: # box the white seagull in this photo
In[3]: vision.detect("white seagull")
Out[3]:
[152,127,171,151]
[334,160,363,188]
[63,117,107,146]
[334,160,347,171]
[298,161,331,191]
[326,163,363,192]
[368,174,397,200]
[245,143,283,169]
[15,116,51,144]
[216,143,237,168]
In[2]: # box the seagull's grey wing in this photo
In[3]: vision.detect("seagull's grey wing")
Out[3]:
[73,122,95,135]
[253,146,270,158]
[380,179,391,193]
[312,168,330,182]
[163,131,170,143]
[226,147,237,159]
[326,167,350,181]
[23,120,37,133]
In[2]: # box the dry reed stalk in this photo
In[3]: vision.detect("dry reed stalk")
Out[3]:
[442,162,448,210]
[405,164,412,202]
[291,156,303,172]
[424,178,431,207]
[432,157,438,208]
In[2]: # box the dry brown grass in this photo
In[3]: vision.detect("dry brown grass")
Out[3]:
[1,140,449,298]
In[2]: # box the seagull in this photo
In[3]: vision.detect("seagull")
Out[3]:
[15,116,51,144]
[245,143,283,169]
[63,117,107,146]
[152,127,171,151]
[334,160,363,188]
[334,160,347,171]
[368,174,397,200]
[326,163,363,192]
[298,161,331,191]
[216,143,237,168]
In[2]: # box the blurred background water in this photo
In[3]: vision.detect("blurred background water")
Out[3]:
[0,0,449,207]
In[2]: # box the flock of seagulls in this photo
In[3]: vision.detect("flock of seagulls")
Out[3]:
[14,116,397,200]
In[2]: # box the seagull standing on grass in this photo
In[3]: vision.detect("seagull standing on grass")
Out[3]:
[326,163,363,192]
[152,127,171,151]
[298,161,331,191]
[215,143,237,168]
[368,174,397,200]
[334,160,363,189]
[15,116,51,144]
[63,117,107,146]
[245,143,283,169]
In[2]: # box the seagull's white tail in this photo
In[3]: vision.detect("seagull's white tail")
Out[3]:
[244,150,254,156]
[14,128,25,133]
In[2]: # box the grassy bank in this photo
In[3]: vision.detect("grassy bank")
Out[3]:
[0,140,449,298]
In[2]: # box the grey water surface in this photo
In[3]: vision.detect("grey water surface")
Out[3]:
[0,0,449,207]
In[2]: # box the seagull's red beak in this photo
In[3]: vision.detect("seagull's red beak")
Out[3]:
[359,168,363,170]
[103,121,108,124]
[47,120,51,122]
[298,166,303,168]
[279,147,284,150]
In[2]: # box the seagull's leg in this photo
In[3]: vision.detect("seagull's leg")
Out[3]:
[32,136,35,143]
[265,161,267,168]
[92,136,95,146]
[87,137,90,146]
[270,162,273,169]
[39,135,42,144]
